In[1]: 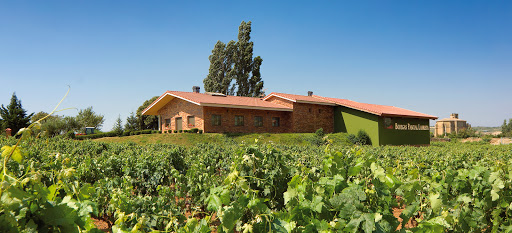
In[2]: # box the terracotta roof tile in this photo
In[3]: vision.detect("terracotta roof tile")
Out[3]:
[263,92,335,105]
[313,95,438,119]
[143,91,292,115]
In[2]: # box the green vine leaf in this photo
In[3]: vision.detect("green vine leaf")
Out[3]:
[1,145,23,163]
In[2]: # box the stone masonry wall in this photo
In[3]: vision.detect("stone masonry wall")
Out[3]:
[157,98,204,132]
[203,106,292,133]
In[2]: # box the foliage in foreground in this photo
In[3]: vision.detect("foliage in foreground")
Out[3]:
[1,135,512,232]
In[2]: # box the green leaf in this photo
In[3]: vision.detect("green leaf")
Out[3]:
[1,145,23,163]
[457,194,472,204]
[429,193,442,212]
[47,184,59,201]
[284,188,297,205]
[362,213,375,233]
[221,206,242,231]
[491,189,500,201]
[207,194,222,212]
[311,195,323,213]
[371,162,385,180]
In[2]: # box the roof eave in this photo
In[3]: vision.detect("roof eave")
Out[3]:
[381,113,438,120]
[142,92,200,116]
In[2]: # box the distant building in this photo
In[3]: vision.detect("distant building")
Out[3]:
[434,113,470,137]
[142,87,438,146]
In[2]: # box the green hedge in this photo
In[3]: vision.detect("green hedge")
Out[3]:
[76,129,158,140]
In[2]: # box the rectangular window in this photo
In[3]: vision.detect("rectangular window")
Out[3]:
[272,117,280,127]
[211,114,221,126]
[187,116,195,127]
[254,116,263,127]
[235,115,244,126]
[165,119,170,127]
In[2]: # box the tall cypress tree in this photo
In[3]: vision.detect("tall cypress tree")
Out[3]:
[0,93,34,135]
[204,21,264,97]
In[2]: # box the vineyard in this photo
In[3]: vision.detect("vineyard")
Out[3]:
[2,136,512,232]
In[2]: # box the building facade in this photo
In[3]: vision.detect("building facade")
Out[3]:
[434,113,470,137]
[143,88,437,145]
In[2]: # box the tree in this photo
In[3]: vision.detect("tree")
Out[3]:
[234,21,264,97]
[62,116,81,132]
[502,119,512,136]
[31,111,49,123]
[125,112,138,131]
[203,21,264,97]
[136,97,159,130]
[112,115,123,135]
[76,107,105,131]
[203,41,236,95]
[0,93,34,135]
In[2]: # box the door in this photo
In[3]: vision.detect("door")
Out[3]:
[175,117,182,131]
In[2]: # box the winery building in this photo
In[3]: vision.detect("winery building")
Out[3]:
[142,88,437,146]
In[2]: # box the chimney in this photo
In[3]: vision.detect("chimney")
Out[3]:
[192,86,200,93]
[307,91,313,96]
[450,113,458,119]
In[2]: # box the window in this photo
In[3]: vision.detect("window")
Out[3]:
[272,117,280,127]
[165,118,170,127]
[254,116,263,127]
[187,116,195,127]
[235,115,244,126]
[211,114,221,126]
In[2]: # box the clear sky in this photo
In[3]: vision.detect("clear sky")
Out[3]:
[1,1,511,130]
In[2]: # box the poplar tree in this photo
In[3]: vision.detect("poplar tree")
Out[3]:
[203,21,264,97]
[203,41,236,95]
[0,93,34,135]
[234,21,264,97]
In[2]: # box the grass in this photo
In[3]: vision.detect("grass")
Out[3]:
[94,132,353,146]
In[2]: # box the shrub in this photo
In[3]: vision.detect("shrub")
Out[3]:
[167,130,172,134]
[179,130,183,133]
[190,128,199,133]
[356,130,371,145]
[123,131,132,136]
[315,128,324,137]
[65,131,76,139]
[198,130,203,134]
[174,130,177,133]
[141,130,152,134]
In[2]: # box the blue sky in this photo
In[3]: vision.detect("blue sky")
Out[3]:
[1,1,511,130]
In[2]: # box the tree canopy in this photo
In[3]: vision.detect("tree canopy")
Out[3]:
[76,107,105,130]
[204,21,264,97]
[125,112,138,131]
[0,93,34,135]
[136,96,159,130]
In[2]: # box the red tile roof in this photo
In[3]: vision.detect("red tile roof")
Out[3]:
[263,92,336,105]
[313,95,437,119]
[142,91,292,115]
